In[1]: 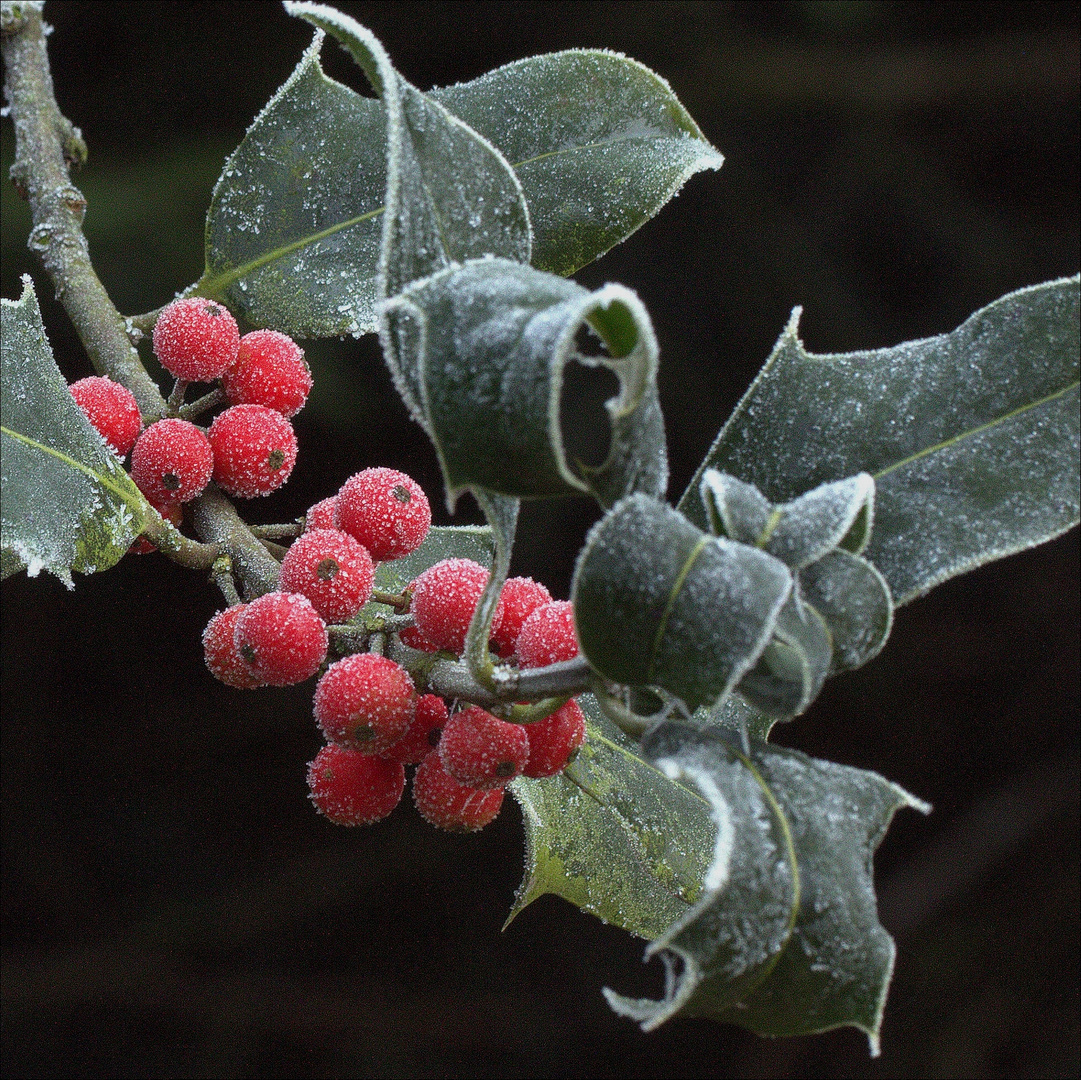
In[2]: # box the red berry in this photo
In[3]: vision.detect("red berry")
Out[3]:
[234,591,327,686]
[522,699,586,777]
[307,743,405,826]
[222,329,313,417]
[305,496,338,532]
[313,653,415,752]
[412,751,504,832]
[516,600,579,669]
[70,376,142,457]
[208,404,297,498]
[410,558,503,655]
[398,622,439,652]
[130,418,213,504]
[152,297,239,381]
[203,604,264,689]
[336,467,431,562]
[439,705,529,789]
[491,576,552,657]
[381,694,448,765]
[129,496,182,555]
[279,528,375,624]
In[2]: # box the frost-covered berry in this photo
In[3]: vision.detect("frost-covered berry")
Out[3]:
[152,297,239,381]
[69,376,142,457]
[412,751,504,832]
[491,576,552,657]
[307,743,405,826]
[336,467,431,562]
[203,604,264,689]
[410,558,502,655]
[314,652,415,753]
[234,591,327,686]
[439,705,529,789]
[279,528,374,624]
[222,329,312,417]
[398,622,439,652]
[130,418,214,504]
[208,404,297,498]
[129,497,182,556]
[381,694,448,765]
[305,496,338,532]
[523,698,586,778]
[516,600,579,669]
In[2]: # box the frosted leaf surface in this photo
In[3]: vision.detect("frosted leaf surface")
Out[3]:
[200,32,385,338]
[202,21,719,337]
[701,470,874,568]
[1,278,146,586]
[386,258,666,507]
[431,49,723,275]
[736,594,832,720]
[508,696,716,940]
[604,721,929,1052]
[680,276,1080,604]
[368,523,494,598]
[571,494,791,710]
[800,551,893,673]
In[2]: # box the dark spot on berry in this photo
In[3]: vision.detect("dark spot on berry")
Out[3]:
[240,643,257,664]
[162,472,181,491]
[427,727,443,747]
[267,449,286,471]
[393,484,412,504]
[316,557,340,581]
[204,304,222,318]
[351,722,376,742]
[495,760,517,777]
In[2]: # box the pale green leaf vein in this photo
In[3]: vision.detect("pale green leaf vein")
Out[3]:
[873,379,1079,481]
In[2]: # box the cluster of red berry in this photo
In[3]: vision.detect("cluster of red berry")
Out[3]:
[69,298,313,550]
[68,298,586,834]
[204,481,585,832]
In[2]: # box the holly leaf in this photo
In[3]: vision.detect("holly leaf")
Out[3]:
[371,524,494,596]
[603,721,929,1054]
[384,258,666,507]
[680,276,1080,604]
[199,20,720,337]
[430,49,723,277]
[1,277,146,587]
[507,696,716,940]
[199,30,386,338]
[571,493,791,710]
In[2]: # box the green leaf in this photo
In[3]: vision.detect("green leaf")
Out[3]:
[604,721,929,1054]
[384,258,666,506]
[508,696,716,940]
[370,523,494,596]
[200,29,720,337]
[735,594,832,720]
[1,277,146,587]
[800,550,892,673]
[285,2,530,304]
[430,50,724,277]
[571,494,792,710]
[199,31,386,337]
[701,470,875,568]
[679,276,1080,604]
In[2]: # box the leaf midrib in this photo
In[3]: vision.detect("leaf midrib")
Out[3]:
[1,425,144,511]
[873,378,1079,481]
[199,132,699,297]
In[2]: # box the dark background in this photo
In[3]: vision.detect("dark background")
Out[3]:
[2,2,1078,1076]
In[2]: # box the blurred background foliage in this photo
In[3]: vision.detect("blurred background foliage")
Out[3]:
[2,2,1078,1076]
